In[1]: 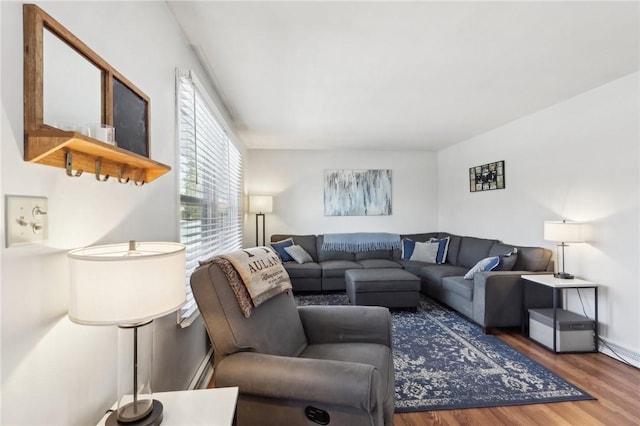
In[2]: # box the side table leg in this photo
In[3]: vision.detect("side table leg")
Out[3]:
[552,288,558,353]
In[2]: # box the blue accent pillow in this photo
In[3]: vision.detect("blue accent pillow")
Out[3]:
[494,249,519,271]
[401,238,416,260]
[430,237,450,264]
[270,238,295,262]
[464,256,500,279]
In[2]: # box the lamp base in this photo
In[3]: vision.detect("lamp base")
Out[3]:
[554,272,574,280]
[106,400,163,426]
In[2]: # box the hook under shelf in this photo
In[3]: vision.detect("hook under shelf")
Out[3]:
[65,152,83,177]
[95,159,110,182]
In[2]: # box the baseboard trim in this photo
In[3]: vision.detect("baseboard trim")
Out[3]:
[599,338,640,369]
[188,347,214,390]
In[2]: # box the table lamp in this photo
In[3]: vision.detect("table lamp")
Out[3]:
[543,220,585,279]
[68,241,186,426]
[249,195,273,246]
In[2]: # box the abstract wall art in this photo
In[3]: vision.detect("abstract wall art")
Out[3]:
[324,169,392,216]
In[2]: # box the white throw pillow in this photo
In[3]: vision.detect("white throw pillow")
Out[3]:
[284,245,313,264]
[410,241,439,263]
[464,256,500,279]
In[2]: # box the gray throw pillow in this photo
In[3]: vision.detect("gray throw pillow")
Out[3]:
[284,245,313,264]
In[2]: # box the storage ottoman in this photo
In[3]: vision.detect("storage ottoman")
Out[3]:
[345,268,420,310]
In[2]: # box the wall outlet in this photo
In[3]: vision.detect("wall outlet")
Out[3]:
[5,195,48,247]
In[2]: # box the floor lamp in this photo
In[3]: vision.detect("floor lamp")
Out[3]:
[543,220,585,279]
[68,241,186,426]
[249,195,273,246]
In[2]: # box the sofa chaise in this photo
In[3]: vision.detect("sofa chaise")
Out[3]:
[270,232,554,332]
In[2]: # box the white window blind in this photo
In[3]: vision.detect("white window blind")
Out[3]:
[176,70,243,327]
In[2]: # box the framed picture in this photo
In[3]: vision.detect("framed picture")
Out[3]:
[469,160,505,192]
[324,169,392,216]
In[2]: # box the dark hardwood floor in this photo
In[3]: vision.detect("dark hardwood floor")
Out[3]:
[394,329,640,425]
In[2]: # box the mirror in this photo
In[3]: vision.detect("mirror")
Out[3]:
[24,4,151,157]
[43,29,102,130]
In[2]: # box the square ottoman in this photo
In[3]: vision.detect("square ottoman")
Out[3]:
[345,268,420,311]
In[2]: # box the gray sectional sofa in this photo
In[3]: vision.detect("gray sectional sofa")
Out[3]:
[270,233,554,332]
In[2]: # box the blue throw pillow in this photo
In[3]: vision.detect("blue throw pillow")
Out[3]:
[430,237,451,264]
[270,238,295,262]
[401,238,416,260]
[464,256,500,279]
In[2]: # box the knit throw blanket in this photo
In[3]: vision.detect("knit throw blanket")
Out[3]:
[322,232,401,252]
[217,247,292,317]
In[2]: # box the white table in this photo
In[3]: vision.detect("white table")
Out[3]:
[521,274,598,353]
[97,387,238,426]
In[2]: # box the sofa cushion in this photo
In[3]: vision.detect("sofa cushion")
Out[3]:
[419,264,469,284]
[442,276,474,300]
[396,259,430,275]
[357,259,403,269]
[457,236,499,268]
[321,260,363,278]
[283,262,322,278]
[271,235,318,262]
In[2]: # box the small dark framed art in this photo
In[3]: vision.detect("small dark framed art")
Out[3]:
[469,160,505,192]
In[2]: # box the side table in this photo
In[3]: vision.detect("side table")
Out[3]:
[521,274,598,353]
[96,387,238,426]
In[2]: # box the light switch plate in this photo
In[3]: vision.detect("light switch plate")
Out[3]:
[5,195,49,247]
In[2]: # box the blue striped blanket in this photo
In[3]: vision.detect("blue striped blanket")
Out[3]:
[322,232,401,252]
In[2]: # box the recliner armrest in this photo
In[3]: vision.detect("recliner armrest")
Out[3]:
[214,351,381,411]
[297,305,392,348]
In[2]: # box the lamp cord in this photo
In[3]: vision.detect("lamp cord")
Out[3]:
[576,289,633,366]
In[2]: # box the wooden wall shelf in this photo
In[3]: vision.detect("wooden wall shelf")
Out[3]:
[25,129,170,183]
[23,4,171,185]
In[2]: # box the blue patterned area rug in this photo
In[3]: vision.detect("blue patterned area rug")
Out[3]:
[295,293,594,412]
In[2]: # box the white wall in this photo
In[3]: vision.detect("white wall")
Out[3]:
[244,149,438,246]
[1,2,216,424]
[437,72,640,364]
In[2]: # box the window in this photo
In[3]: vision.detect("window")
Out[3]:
[176,70,243,326]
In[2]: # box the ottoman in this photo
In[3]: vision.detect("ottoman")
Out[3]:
[345,268,420,310]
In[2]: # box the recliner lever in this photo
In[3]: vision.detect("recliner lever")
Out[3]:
[305,406,330,425]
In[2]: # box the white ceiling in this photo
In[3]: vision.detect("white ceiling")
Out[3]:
[167,1,639,151]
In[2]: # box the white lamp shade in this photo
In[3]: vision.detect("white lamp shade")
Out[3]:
[68,242,186,326]
[249,195,273,213]
[543,221,585,243]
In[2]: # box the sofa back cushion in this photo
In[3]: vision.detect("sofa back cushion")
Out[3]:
[355,249,394,261]
[457,236,500,268]
[271,234,318,262]
[438,233,462,265]
[316,235,356,262]
[512,246,553,272]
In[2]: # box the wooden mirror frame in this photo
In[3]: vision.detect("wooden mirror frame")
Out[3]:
[23,4,169,184]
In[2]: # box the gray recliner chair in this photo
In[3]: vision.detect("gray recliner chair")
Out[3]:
[191,261,395,426]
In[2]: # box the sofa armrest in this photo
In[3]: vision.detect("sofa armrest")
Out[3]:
[214,351,381,411]
[472,271,555,328]
[298,305,392,348]
[472,271,524,328]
